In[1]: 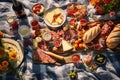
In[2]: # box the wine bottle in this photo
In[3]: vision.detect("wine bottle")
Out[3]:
[12,0,26,18]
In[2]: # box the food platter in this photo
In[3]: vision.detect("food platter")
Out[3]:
[1,38,24,67]
[32,3,120,65]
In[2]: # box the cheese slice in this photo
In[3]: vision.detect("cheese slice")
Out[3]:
[45,12,53,24]
[56,17,63,24]
[62,40,73,52]
[54,8,61,14]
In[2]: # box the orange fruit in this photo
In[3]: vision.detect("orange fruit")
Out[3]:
[74,40,79,44]
[79,44,83,48]
[74,44,78,48]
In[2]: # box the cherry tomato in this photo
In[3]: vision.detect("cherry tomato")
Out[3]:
[69,19,76,25]
[54,40,61,47]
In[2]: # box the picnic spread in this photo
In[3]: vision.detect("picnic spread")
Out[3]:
[0,0,120,80]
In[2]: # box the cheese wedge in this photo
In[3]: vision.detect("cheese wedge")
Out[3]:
[62,40,73,52]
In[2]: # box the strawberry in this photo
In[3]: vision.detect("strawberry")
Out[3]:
[33,8,37,13]
[35,4,41,9]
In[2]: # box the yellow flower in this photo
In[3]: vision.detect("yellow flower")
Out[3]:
[0,64,4,71]
[2,60,9,68]
[89,0,100,6]
[8,51,17,60]
[0,31,3,38]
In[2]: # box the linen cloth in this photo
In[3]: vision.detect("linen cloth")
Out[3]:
[0,0,120,80]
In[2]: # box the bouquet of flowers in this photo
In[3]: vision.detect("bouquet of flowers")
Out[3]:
[0,38,18,77]
[89,0,120,16]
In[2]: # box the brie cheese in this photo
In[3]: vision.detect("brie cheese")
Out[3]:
[62,40,73,52]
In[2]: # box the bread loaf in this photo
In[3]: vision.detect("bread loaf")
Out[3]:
[83,24,101,43]
[106,24,120,49]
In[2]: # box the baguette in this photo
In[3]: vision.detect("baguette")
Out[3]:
[83,24,101,43]
[106,24,120,49]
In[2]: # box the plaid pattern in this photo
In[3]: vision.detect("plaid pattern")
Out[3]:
[0,0,120,80]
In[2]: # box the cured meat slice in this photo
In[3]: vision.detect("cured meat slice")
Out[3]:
[64,29,77,41]
[38,41,49,51]
[100,21,114,38]
[36,48,56,63]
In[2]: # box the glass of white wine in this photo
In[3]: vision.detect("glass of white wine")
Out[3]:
[18,25,30,39]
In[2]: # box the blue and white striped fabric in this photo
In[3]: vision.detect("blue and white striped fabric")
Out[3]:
[0,0,120,80]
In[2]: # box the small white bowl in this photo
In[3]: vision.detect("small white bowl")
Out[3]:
[44,7,66,30]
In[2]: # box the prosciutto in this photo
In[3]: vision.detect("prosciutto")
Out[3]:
[35,48,56,63]
[100,21,114,38]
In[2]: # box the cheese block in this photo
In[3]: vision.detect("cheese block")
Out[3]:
[62,39,73,52]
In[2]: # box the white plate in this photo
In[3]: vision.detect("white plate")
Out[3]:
[44,7,66,30]
[1,38,24,67]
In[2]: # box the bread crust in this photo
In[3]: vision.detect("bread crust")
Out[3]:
[83,24,101,43]
[106,24,120,49]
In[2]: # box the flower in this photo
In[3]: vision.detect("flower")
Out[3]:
[89,0,100,6]
[0,64,4,71]
[0,38,19,78]
[0,31,3,38]
[8,51,17,60]
[2,60,9,68]
[109,11,115,17]
[95,5,105,14]
[103,0,112,3]
[0,48,5,57]
[89,0,120,14]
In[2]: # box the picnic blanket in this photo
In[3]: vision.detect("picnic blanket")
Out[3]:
[0,0,120,80]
